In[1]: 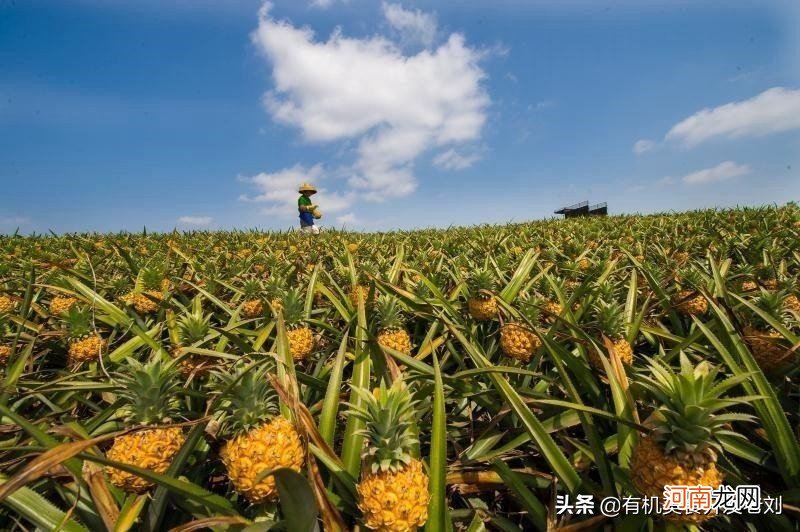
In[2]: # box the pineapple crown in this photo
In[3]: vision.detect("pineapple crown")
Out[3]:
[749,289,794,330]
[177,308,212,345]
[637,353,755,459]
[374,295,405,330]
[469,269,495,298]
[138,264,166,291]
[591,299,626,339]
[65,305,93,339]
[210,359,279,438]
[348,379,419,474]
[280,288,305,326]
[677,268,705,290]
[241,278,263,299]
[115,357,183,426]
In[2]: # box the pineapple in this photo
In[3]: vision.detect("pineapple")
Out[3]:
[467,269,497,321]
[350,284,371,307]
[65,306,106,365]
[630,354,753,524]
[350,380,429,531]
[671,270,708,316]
[588,299,633,368]
[121,265,167,314]
[347,242,360,254]
[0,316,12,366]
[0,294,15,314]
[281,289,315,360]
[104,357,186,493]
[499,299,541,362]
[171,304,214,377]
[211,360,304,503]
[49,295,77,316]
[375,295,412,354]
[240,279,264,319]
[742,290,797,373]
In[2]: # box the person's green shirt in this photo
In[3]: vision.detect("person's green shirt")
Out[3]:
[298,195,314,225]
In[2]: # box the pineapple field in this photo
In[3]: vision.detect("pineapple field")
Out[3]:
[1,204,800,531]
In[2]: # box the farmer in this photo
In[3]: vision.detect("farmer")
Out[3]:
[298,183,321,233]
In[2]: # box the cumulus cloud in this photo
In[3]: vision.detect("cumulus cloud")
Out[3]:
[666,87,800,147]
[239,163,355,218]
[251,2,489,202]
[680,161,751,185]
[336,212,360,226]
[178,216,213,226]
[633,139,655,155]
[382,2,437,48]
[309,0,337,8]
[433,148,481,170]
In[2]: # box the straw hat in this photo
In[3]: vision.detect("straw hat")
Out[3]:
[298,183,317,194]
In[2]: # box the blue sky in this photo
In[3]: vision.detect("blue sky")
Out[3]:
[1,0,799,233]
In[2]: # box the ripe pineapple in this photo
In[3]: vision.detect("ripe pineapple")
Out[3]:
[467,269,497,321]
[240,279,264,319]
[49,295,77,316]
[0,294,16,314]
[282,289,315,360]
[0,316,12,366]
[350,380,429,531]
[588,300,633,369]
[211,361,304,503]
[742,290,796,373]
[171,304,214,377]
[499,299,541,363]
[347,242,360,254]
[65,306,106,365]
[121,265,167,314]
[375,295,412,354]
[671,270,708,316]
[350,284,371,307]
[630,354,752,524]
[104,358,186,493]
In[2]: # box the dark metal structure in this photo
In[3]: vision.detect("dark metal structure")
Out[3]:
[555,201,607,218]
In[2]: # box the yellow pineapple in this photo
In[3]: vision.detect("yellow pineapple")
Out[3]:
[121,265,167,314]
[742,290,797,373]
[375,295,412,354]
[350,380,429,531]
[0,294,16,314]
[211,360,305,503]
[347,242,360,254]
[350,284,371,307]
[588,299,633,369]
[0,316,12,366]
[65,306,106,365]
[49,295,77,316]
[499,299,541,363]
[671,270,708,316]
[467,269,497,321]
[282,289,315,360]
[630,354,753,524]
[169,302,215,377]
[239,279,265,319]
[104,357,186,493]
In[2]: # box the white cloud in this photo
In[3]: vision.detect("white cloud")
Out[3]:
[309,0,338,8]
[336,212,360,226]
[178,216,213,226]
[239,163,355,218]
[251,2,489,202]
[0,216,31,226]
[666,87,800,147]
[680,161,751,185]
[433,148,481,170]
[382,2,437,48]
[633,139,655,155]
